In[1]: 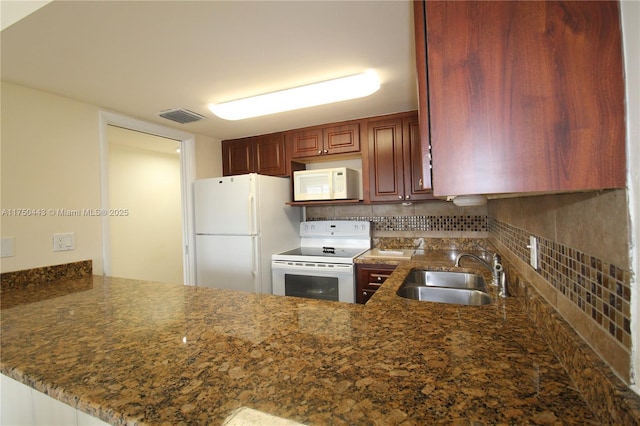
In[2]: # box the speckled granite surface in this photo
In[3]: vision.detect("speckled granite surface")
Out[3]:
[499,258,640,425]
[0,260,92,294]
[0,254,605,425]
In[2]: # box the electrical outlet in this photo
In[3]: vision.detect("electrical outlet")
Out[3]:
[528,236,538,270]
[53,232,75,252]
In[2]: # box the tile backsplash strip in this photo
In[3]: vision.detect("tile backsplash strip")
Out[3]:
[307,214,488,233]
[490,218,632,350]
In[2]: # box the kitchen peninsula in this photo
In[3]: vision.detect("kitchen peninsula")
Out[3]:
[0,255,637,425]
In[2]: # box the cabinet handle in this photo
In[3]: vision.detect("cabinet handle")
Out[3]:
[405,195,410,200]
[323,149,328,154]
[318,150,322,154]
[419,178,423,186]
[398,195,403,199]
[363,291,369,296]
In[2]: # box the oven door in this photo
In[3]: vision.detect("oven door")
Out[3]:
[271,260,355,303]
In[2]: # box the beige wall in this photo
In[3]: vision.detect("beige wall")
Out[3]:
[0,81,222,276]
[0,82,104,273]
[621,0,640,392]
[195,135,222,179]
[108,133,183,284]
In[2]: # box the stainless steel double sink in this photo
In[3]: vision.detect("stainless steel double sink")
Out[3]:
[396,270,492,306]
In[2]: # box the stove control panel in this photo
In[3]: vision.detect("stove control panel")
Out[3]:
[300,221,370,237]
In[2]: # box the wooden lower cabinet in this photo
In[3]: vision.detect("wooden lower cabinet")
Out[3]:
[356,263,397,304]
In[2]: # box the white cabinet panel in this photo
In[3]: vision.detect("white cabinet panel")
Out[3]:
[1,375,34,425]
[77,410,110,426]
[32,389,76,425]
[0,374,110,426]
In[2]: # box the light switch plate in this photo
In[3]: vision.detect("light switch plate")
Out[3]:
[1,237,15,257]
[529,236,538,269]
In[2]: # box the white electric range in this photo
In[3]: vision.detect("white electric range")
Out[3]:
[271,221,371,303]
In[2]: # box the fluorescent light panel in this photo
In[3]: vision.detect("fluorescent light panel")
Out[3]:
[209,70,380,120]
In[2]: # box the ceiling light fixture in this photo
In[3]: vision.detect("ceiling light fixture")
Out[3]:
[208,70,380,121]
[449,195,488,207]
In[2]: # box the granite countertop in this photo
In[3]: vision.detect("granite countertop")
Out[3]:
[0,252,598,425]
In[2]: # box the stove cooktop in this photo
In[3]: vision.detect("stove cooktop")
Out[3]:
[276,246,367,259]
[272,220,371,264]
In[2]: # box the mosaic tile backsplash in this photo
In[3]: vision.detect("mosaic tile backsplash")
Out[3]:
[490,218,632,350]
[308,215,488,233]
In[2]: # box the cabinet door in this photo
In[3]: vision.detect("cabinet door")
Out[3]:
[222,138,254,176]
[255,133,287,176]
[324,123,360,155]
[368,118,404,202]
[403,113,433,201]
[290,128,323,159]
[290,123,360,159]
[412,0,433,191]
[425,1,625,196]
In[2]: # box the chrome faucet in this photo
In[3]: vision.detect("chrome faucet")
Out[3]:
[455,252,508,298]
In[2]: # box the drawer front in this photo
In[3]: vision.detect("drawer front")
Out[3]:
[356,264,396,304]
[363,271,392,290]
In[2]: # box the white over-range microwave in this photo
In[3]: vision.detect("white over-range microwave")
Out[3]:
[293,167,359,201]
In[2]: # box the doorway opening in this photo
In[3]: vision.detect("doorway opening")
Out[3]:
[99,111,196,285]
[107,125,183,284]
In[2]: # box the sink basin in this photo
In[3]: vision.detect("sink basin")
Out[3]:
[397,286,492,306]
[402,270,487,290]
[396,270,491,306]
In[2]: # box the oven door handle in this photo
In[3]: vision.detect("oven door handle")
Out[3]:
[271,260,353,273]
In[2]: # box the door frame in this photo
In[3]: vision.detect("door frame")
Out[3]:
[98,110,197,285]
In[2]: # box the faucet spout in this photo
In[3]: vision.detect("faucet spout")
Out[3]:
[455,252,508,297]
[454,253,492,271]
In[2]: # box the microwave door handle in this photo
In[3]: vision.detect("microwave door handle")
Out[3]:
[328,171,334,198]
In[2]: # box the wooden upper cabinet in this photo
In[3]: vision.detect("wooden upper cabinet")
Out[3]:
[404,115,431,199]
[222,133,288,177]
[423,0,626,196]
[412,0,432,192]
[368,112,433,203]
[222,138,253,176]
[325,123,361,155]
[289,128,323,158]
[290,122,360,159]
[368,117,404,202]
[254,133,287,176]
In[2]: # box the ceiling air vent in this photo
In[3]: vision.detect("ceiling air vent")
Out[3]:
[158,108,206,124]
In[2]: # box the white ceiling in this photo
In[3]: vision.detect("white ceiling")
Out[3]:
[1,0,418,141]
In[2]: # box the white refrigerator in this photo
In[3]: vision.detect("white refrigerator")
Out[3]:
[194,173,300,293]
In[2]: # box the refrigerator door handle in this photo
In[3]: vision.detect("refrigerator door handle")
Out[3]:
[251,237,259,290]
[248,193,256,235]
